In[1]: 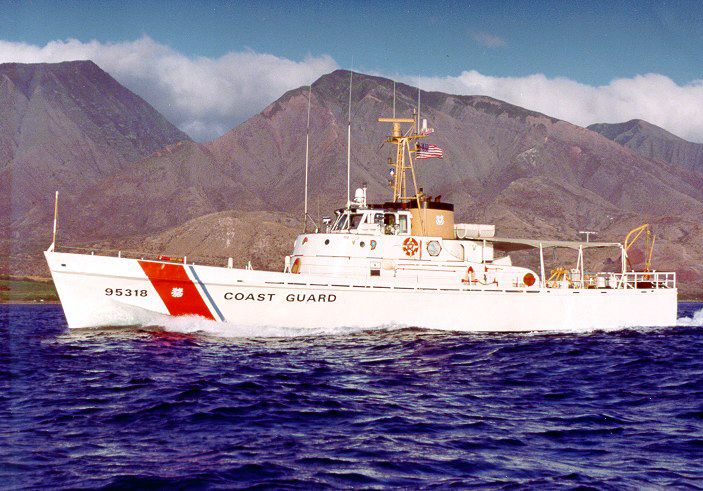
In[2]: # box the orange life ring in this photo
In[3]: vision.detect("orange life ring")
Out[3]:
[402,237,419,256]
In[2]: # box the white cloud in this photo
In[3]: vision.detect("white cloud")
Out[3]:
[471,32,507,48]
[411,71,703,143]
[0,37,338,140]
[2,37,703,144]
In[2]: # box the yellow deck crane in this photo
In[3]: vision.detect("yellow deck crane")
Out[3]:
[623,224,656,272]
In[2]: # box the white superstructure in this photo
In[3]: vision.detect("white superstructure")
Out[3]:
[45,116,677,331]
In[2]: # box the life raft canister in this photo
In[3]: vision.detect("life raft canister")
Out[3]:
[402,237,419,257]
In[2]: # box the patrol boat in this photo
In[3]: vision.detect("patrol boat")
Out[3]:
[45,116,677,331]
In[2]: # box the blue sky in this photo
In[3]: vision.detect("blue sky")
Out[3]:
[4,0,702,84]
[2,0,703,141]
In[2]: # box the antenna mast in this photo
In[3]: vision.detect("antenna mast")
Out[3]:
[50,191,58,251]
[346,69,353,207]
[377,117,428,234]
[417,77,421,133]
[303,85,312,232]
[392,81,396,118]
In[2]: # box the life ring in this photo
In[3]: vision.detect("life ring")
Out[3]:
[402,237,419,256]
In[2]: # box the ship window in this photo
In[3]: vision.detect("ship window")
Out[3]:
[399,215,409,234]
[384,213,396,234]
[350,214,363,229]
[374,213,384,225]
[333,214,348,230]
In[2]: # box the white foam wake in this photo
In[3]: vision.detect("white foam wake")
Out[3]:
[149,314,409,339]
[677,307,703,327]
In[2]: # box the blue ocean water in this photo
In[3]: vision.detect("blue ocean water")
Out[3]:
[1,304,703,489]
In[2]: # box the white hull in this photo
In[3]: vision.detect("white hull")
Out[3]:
[46,251,678,332]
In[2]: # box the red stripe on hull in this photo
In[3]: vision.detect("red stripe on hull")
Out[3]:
[138,261,214,320]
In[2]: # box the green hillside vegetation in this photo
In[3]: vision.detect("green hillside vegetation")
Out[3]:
[0,275,58,303]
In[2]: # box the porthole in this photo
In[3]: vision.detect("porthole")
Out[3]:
[360,241,365,248]
[324,239,330,245]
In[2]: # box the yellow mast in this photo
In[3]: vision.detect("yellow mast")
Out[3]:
[377,117,429,234]
[377,118,426,202]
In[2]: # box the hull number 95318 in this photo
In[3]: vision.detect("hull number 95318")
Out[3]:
[105,288,148,297]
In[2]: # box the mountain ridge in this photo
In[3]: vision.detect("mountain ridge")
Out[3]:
[1,60,190,238]
[588,119,703,173]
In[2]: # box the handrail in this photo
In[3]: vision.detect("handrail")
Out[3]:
[54,245,235,268]
[611,271,676,289]
[544,270,676,290]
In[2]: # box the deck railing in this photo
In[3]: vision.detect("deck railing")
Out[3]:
[553,271,677,290]
[614,271,676,290]
[580,271,676,290]
[55,245,236,268]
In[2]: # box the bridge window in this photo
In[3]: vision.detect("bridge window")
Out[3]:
[349,214,363,229]
[399,215,409,234]
[332,214,348,230]
[384,213,396,234]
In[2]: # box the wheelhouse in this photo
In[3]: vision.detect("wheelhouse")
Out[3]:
[328,207,412,235]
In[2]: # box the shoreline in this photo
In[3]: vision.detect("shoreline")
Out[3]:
[1,300,62,305]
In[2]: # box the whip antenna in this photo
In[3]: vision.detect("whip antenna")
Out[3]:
[346,69,353,209]
[49,191,58,252]
[303,85,312,232]
[417,76,421,133]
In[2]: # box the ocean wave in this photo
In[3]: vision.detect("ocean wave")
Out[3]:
[3,303,703,489]
[677,306,703,326]
[151,313,411,339]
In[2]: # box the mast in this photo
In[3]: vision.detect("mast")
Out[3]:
[392,81,396,118]
[378,117,428,234]
[346,70,353,208]
[377,118,423,201]
[417,77,421,133]
[50,190,58,251]
[303,85,312,232]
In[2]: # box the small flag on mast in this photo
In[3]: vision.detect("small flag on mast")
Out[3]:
[416,143,443,159]
[420,128,434,136]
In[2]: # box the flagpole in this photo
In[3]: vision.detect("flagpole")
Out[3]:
[347,69,353,209]
[392,81,396,118]
[303,85,311,232]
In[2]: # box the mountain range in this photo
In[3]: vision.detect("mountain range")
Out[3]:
[2,62,702,297]
[588,119,703,173]
[1,60,189,242]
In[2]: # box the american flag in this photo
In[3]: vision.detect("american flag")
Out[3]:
[416,143,443,159]
[420,127,435,136]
